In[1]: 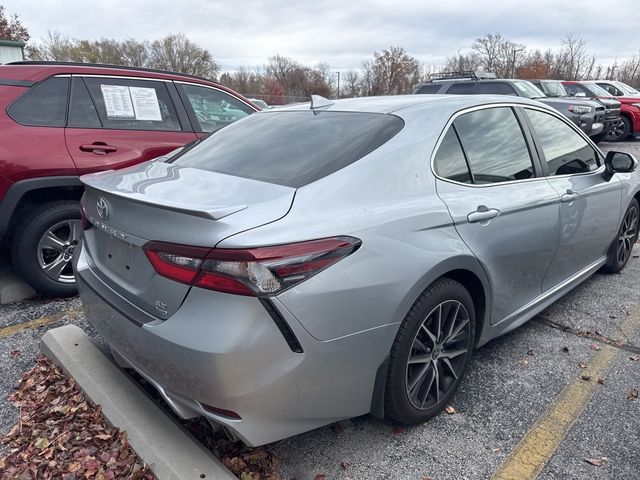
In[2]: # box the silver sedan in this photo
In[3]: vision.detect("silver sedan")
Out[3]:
[74,94,639,446]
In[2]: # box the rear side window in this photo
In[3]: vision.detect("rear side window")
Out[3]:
[446,83,476,95]
[415,84,443,94]
[83,77,181,131]
[8,77,69,127]
[433,127,472,183]
[525,108,599,175]
[477,82,517,96]
[171,111,404,188]
[454,107,534,184]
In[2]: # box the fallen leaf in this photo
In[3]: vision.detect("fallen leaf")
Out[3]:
[340,461,350,470]
[10,350,21,357]
[584,457,608,467]
[609,314,617,319]
[590,344,601,351]
[493,448,502,453]
[34,437,50,449]
[445,406,456,415]
[561,346,569,353]
[628,388,639,400]
[597,378,605,385]
[579,363,588,369]
[527,349,535,356]
[629,355,639,362]
[580,375,592,381]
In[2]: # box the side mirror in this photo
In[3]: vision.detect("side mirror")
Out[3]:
[602,151,638,181]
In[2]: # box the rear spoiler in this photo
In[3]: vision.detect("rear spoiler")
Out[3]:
[81,174,247,221]
[0,78,34,87]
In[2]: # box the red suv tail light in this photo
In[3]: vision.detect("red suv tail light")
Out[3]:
[143,237,361,296]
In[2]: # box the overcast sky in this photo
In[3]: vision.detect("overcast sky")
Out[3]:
[6,0,639,72]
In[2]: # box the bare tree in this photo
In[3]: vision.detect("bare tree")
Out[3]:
[343,69,360,97]
[368,46,420,95]
[560,34,587,80]
[149,33,219,79]
[0,5,29,42]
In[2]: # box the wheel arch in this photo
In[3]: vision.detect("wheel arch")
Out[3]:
[0,177,83,237]
[370,257,491,418]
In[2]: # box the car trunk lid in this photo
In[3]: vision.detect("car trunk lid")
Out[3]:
[80,160,295,319]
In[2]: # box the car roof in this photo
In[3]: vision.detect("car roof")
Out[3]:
[0,61,251,102]
[266,94,550,115]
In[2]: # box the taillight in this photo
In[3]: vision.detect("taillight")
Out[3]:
[143,237,361,296]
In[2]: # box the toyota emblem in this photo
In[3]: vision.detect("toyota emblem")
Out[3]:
[96,197,109,220]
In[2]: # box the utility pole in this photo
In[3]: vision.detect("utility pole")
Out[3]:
[335,71,341,98]
[512,48,524,78]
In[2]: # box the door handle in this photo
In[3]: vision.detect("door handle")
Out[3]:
[80,143,118,154]
[561,190,579,203]
[467,206,500,223]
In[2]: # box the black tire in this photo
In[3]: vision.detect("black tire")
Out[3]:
[606,117,632,142]
[385,278,476,425]
[602,198,639,274]
[10,201,81,297]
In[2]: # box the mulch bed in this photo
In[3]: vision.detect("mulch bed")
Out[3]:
[1,356,283,480]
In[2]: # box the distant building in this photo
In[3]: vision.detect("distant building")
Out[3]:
[0,40,25,64]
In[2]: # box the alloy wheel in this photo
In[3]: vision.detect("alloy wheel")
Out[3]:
[37,219,82,283]
[606,119,628,142]
[616,205,638,265]
[405,300,471,410]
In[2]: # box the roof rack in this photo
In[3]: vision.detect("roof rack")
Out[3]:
[6,61,218,85]
[428,71,497,82]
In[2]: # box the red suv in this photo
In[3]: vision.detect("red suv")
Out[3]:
[562,80,640,141]
[0,62,258,297]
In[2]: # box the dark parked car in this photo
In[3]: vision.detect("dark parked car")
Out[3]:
[0,61,259,297]
[563,80,640,142]
[530,79,621,143]
[414,72,607,143]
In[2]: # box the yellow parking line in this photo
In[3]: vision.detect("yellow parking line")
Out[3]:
[493,308,640,480]
[0,308,82,339]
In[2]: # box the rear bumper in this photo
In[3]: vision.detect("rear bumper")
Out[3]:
[74,242,392,446]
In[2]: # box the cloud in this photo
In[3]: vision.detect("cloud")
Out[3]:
[5,0,638,70]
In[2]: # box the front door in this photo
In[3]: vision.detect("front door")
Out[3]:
[522,107,623,290]
[433,106,560,324]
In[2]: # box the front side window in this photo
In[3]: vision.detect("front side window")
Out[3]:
[446,83,476,95]
[563,83,590,97]
[83,77,181,131]
[415,84,443,94]
[8,76,69,127]
[178,83,254,132]
[525,108,599,175]
[477,82,518,96]
[433,127,472,183]
[171,111,404,188]
[596,82,623,96]
[453,107,534,184]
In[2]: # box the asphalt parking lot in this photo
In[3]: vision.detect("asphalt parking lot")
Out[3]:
[1,141,639,479]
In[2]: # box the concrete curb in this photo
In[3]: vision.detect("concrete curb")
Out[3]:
[41,325,236,480]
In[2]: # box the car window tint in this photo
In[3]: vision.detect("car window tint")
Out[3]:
[178,84,254,132]
[526,108,599,175]
[8,76,69,127]
[171,111,404,188]
[83,77,181,131]
[68,77,101,128]
[596,83,621,96]
[446,83,476,94]
[433,127,472,183]
[563,83,589,97]
[477,82,517,95]
[415,84,443,94]
[454,107,534,184]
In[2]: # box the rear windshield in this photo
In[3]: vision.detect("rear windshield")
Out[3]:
[170,110,404,188]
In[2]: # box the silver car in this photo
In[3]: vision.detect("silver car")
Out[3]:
[74,94,640,446]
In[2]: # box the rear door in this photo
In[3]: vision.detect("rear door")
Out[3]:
[434,105,560,324]
[65,76,197,174]
[522,106,622,290]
